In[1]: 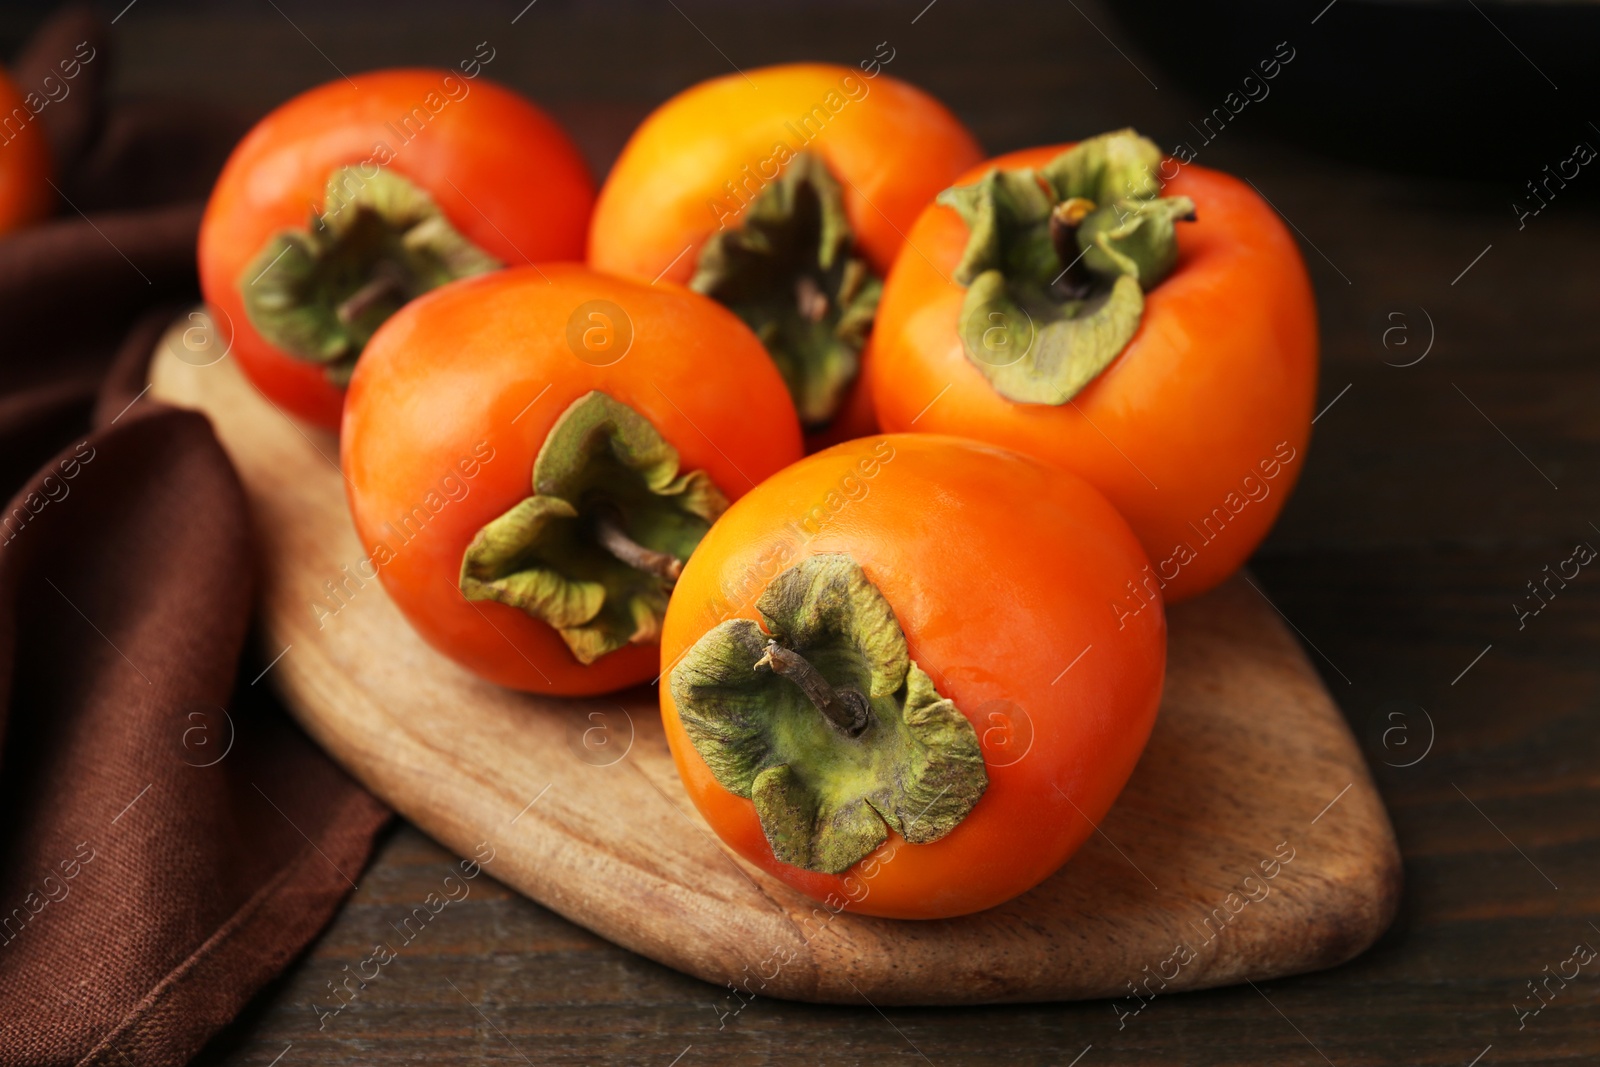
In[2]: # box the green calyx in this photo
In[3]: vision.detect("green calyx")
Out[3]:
[669,554,987,875]
[460,391,728,666]
[691,151,882,430]
[937,128,1196,405]
[238,168,502,386]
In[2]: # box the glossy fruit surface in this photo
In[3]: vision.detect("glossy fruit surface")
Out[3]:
[201,69,594,428]
[869,145,1318,602]
[589,62,982,436]
[660,434,1166,917]
[0,66,53,235]
[343,264,803,694]
[590,62,980,285]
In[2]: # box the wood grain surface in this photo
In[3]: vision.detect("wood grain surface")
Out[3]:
[150,332,1399,1006]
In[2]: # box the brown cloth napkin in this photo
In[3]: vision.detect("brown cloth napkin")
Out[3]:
[0,10,391,1065]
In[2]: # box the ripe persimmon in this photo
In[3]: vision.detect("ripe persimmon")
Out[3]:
[0,66,54,235]
[588,63,982,437]
[661,435,1165,917]
[342,264,802,695]
[200,69,594,429]
[868,131,1318,602]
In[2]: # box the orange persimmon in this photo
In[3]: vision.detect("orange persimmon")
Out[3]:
[660,435,1165,918]
[200,69,594,429]
[0,66,53,235]
[868,131,1318,603]
[588,62,982,437]
[342,264,802,695]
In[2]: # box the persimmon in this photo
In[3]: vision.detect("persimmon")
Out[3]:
[342,264,802,695]
[0,65,54,235]
[587,62,982,436]
[200,68,594,429]
[868,130,1318,603]
[660,435,1165,918]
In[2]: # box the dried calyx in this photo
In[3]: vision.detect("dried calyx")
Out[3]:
[460,391,727,665]
[691,152,881,430]
[670,554,987,874]
[238,168,501,385]
[937,129,1196,404]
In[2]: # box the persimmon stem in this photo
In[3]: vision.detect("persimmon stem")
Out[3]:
[1048,196,1098,297]
[337,264,407,325]
[795,275,829,322]
[593,506,683,582]
[755,639,870,736]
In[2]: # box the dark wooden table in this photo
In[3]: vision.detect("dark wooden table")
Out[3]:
[38,1,1595,1063]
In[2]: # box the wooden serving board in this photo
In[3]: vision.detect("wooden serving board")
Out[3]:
[150,315,1401,1006]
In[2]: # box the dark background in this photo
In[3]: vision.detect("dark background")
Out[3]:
[5,1,1598,1064]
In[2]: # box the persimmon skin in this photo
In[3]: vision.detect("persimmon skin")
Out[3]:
[0,66,54,234]
[342,265,803,695]
[200,69,595,430]
[869,147,1318,603]
[587,64,981,442]
[588,63,982,286]
[659,435,1166,919]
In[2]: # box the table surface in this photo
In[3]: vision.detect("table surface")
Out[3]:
[33,1,1595,1064]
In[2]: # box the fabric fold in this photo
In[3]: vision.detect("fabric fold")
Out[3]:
[0,9,392,1066]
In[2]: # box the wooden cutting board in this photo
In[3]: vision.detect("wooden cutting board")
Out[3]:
[149,313,1401,1006]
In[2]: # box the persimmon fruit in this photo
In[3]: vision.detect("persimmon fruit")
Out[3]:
[588,63,982,438]
[868,130,1318,603]
[661,434,1166,917]
[200,69,595,429]
[0,66,53,235]
[341,264,803,695]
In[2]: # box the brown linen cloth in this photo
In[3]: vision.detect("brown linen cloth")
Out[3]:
[0,9,391,1065]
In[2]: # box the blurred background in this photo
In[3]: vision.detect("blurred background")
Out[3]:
[6,0,1596,385]
[3,0,1597,179]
